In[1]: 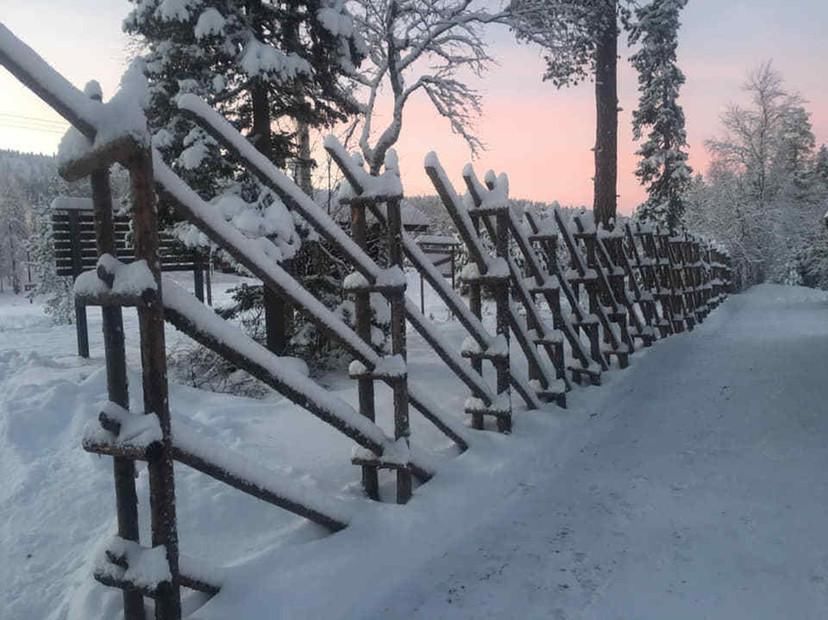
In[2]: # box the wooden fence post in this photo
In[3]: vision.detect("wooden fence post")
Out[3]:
[128,147,181,620]
[493,207,512,433]
[569,214,629,368]
[626,224,671,338]
[350,201,380,500]
[386,197,412,503]
[205,250,213,306]
[523,210,602,386]
[88,85,144,620]
[656,227,686,333]
[466,213,485,428]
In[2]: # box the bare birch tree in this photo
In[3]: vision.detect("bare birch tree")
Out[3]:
[350,0,509,174]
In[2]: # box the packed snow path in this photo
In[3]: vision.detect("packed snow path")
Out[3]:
[350,285,828,619]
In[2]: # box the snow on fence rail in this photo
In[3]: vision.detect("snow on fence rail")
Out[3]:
[0,23,732,620]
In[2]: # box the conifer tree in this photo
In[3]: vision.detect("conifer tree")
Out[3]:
[125,1,363,194]
[629,0,692,233]
[510,0,634,226]
[28,208,74,322]
[815,145,828,187]
[125,1,365,355]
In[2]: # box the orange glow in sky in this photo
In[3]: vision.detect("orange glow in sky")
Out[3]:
[1,1,826,215]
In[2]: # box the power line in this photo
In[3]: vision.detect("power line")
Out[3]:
[0,112,68,128]
[0,114,68,136]
[0,121,66,134]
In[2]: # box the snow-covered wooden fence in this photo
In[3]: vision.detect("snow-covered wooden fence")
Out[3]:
[0,24,732,620]
[428,161,733,394]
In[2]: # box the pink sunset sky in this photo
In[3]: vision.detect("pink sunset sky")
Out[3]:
[1,0,826,214]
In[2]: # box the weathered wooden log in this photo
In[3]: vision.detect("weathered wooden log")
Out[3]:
[75,287,157,308]
[84,438,162,461]
[171,444,348,532]
[59,135,142,182]
[557,211,626,367]
[463,168,573,397]
[349,201,380,501]
[385,197,412,503]
[163,303,380,456]
[153,158,472,450]
[98,549,220,597]
[127,147,181,620]
[179,97,504,413]
[160,286,434,483]
[94,572,167,600]
[85,414,350,532]
[524,211,606,376]
[90,156,145,620]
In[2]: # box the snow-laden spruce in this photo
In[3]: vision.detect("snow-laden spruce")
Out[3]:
[629,0,693,233]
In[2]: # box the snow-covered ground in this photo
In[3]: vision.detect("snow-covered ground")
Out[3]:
[2,282,828,619]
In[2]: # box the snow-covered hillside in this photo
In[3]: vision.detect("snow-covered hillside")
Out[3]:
[3,283,828,619]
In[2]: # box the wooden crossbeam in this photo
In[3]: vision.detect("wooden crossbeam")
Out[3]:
[591,227,651,345]
[178,97,504,419]
[524,210,608,375]
[96,546,220,598]
[424,163,515,429]
[154,157,470,452]
[75,288,156,308]
[171,442,349,532]
[85,422,350,532]
[462,167,572,397]
[165,296,374,456]
[559,212,627,366]
[59,134,143,182]
[625,223,671,337]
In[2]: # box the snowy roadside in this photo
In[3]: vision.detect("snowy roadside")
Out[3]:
[0,270,491,619]
[338,284,828,620]
[9,279,822,620]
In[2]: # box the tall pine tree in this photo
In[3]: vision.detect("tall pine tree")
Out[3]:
[629,0,691,233]
[510,0,635,226]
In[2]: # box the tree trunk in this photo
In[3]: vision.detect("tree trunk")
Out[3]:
[247,10,292,355]
[593,5,618,228]
[296,121,313,197]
